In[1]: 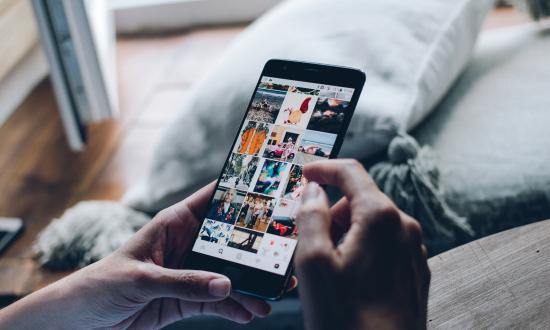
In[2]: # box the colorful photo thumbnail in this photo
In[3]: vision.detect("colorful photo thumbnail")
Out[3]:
[253,159,290,197]
[247,86,287,124]
[275,92,317,129]
[228,227,264,254]
[307,97,350,134]
[289,86,320,96]
[235,193,275,232]
[198,220,233,245]
[205,187,246,225]
[296,130,337,165]
[268,199,299,239]
[263,125,303,162]
[220,154,259,191]
[258,81,289,92]
[282,164,306,201]
[234,120,270,156]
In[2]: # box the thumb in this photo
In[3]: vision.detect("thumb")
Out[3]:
[141,264,232,301]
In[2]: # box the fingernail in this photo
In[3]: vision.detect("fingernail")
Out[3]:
[303,182,320,202]
[208,278,231,297]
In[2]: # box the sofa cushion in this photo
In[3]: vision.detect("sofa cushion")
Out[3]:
[414,24,550,238]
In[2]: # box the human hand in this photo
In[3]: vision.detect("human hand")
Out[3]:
[0,183,277,329]
[295,160,430,330]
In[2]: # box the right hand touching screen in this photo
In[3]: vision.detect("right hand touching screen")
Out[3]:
[295,159,430,330]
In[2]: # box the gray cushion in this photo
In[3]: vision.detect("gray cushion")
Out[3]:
[414,24,550,238]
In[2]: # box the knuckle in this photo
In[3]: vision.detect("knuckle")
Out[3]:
[177,272,209,298]
[297,204,326,220]
[373,201,400,222]
[128,263,154,286]
[154,208,174,223]
[421,244,429,259]
[341,159,364,174]
[337,159,362,178]
[374,199,401,221]
[156,206,196,230]
[177,272,200,287]
[155,208,170,219]
[426,269,432,287]
[368,201,401,232]
[343,158,362,169]
[420,245,431,283]
[404,217,423,242]
[176,205,194,223]
[156,204,198,232]
[296,248,332,269]
[174,273,201,298]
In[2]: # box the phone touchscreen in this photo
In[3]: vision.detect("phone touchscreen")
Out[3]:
[191,76,355,275]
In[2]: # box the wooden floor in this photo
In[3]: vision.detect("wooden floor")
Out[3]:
[427,219,550,329]
[0,25,245,301]
[0,7,532,303]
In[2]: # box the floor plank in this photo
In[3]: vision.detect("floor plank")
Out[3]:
[428,220,550,329]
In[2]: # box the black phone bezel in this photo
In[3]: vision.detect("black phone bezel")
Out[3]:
[184,59,366,300]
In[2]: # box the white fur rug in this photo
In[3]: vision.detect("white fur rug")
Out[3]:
[35,201,150,269]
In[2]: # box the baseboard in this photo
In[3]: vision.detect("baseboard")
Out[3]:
[0,44,49,127]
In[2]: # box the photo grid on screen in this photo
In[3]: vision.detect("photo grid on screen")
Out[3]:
[193,76,354,274]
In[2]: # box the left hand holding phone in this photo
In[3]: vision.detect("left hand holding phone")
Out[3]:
[0,182,277,329]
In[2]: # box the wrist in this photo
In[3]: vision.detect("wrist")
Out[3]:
[0,284,73,329]
[0,267,97,329]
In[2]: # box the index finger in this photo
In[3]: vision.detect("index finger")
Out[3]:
[303,159,379,206]
[303,159,401,253]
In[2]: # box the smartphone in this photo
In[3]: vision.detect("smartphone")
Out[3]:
[184,59,365,300]
[0,218,24,256]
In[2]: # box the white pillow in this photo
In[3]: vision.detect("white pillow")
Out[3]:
[124,0,494,212]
